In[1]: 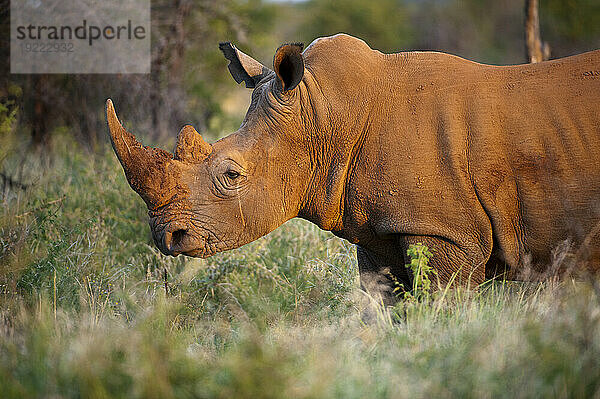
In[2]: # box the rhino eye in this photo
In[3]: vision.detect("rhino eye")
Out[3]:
[225,170,240,180]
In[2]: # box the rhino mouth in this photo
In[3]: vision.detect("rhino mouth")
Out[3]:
[170,237,239,258]
[174,245,211,258]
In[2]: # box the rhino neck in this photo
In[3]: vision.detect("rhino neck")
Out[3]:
[297,68,378,235]
[298,131,369,235]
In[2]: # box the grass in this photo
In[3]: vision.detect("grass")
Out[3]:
[1,133,600,398]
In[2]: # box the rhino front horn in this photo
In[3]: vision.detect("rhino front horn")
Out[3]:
[106,99,176,209]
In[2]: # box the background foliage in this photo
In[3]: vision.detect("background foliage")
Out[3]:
[2,0,599,147]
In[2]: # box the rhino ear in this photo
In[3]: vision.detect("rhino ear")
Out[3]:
[219,42,273,89]
[273,43,304,92]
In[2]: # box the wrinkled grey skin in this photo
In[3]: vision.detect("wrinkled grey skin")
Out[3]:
[108,34,600,304]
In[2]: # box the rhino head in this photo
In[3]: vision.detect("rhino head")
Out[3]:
[107,42,317,257]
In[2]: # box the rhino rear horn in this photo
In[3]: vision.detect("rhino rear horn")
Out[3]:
[106,99,176,208]
[175,125,212,162]
[219,42,273,88]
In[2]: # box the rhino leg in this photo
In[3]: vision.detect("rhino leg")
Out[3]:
[356,244,411,305]
[397,235,487,290]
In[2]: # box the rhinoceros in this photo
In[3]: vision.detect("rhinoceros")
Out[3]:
[107,34,600,303]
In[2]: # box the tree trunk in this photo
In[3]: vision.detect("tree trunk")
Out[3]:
[525,0,550,63]
[150,0,191,138]
[31,75,48,146]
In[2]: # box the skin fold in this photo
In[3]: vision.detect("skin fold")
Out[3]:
[107,34,600,304]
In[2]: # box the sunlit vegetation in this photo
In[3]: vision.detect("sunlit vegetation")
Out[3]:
[1,133,599,398]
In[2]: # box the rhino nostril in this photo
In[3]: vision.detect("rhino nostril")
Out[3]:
[161,227,190,255]
[171,229,188,249]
